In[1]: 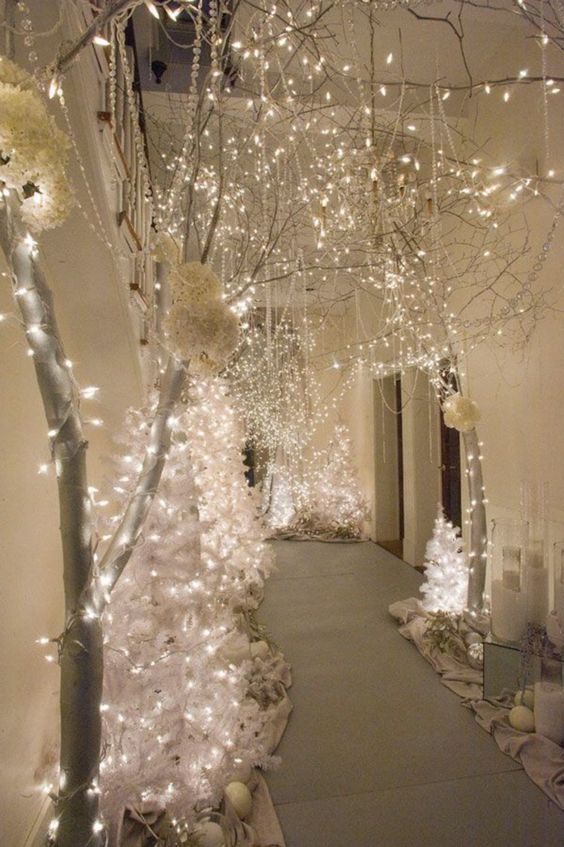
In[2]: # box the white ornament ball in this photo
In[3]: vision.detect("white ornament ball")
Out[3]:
[191,821,225,847]
[250,640,270,660]
[508,705,535,733]
[514,688,535,710]
[224,781,252,819]
[151,231,180,265]
[169,261,222,306]
[165,299,239,373]
[466,642,483,670]
[442,393,481,433]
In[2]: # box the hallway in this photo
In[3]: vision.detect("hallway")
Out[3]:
[262,541,564,847]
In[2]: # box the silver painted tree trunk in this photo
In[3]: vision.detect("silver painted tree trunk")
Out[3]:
[1,196,185,844]
[462,428,488,614]
[92,357,186,607]
[1,199,103,845]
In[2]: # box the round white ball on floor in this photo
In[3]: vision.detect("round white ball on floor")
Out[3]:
[514,688,535,710]
[508,705,535,732]
[191,821,225,847]
[250,640,270,660]
[225,781,253,819]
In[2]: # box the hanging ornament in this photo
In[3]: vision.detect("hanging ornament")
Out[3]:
[169,262,223,307]
[165,299,239,373]
[151,231,180,265]
[442,393,481,433]
[0,57,73,230]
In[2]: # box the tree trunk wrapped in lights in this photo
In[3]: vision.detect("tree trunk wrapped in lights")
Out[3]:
[0,192,187,845]
[441,388,487,615]
[1,198,102,846]
[463,428,488,615]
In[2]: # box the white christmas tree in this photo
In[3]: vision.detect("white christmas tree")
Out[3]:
[186,378,275,614]
[98,380,279,842]
[265,460,297,531]
[420,506,469,614]
[310,424,368,537]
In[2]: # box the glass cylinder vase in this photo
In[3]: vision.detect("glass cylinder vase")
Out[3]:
[490,519,528,644]
[521,482,550,626]
[553,544,564,625]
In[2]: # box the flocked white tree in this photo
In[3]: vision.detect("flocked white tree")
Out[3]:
[272,423,369,540]
[99,379,283,843]
[310,424,369,538]
[420,506,469,615]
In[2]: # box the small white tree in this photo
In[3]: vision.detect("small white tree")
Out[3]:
[420,506,468,615]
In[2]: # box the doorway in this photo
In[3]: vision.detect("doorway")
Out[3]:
[374,374,404,559]
[440,413,462,528]
[438,363,462,529]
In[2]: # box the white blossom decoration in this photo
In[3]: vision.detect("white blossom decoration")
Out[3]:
[165,298,239,374]
[0,57,73,231]
[442,393,481,433]
[150,230,180,265]
[164,261,239,373]
[169,261,223,306]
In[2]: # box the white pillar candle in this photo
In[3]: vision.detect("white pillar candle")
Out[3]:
[502,546,522,591]
[491,579,528,643]
[534,682,564,746]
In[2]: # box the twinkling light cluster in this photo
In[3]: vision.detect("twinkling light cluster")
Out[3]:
[98,382,277,839]
[269,423,370,540]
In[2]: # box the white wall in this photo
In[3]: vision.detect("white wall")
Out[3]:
[400,370,441,567]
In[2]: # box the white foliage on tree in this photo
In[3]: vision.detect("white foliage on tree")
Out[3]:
[273,423,369,539]
[420,506,469,615]
[310,424,369,537]
[266,462,297,530]
[99,381,275,837]
[186,378,274,610]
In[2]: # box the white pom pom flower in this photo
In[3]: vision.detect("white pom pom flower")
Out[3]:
[151,231,180,265]
[165,299,239,374]
[442,393,481,433]
[169,261,223,307]
[0,57,73,230]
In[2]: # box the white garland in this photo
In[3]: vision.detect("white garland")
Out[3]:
[0,57,73,231]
